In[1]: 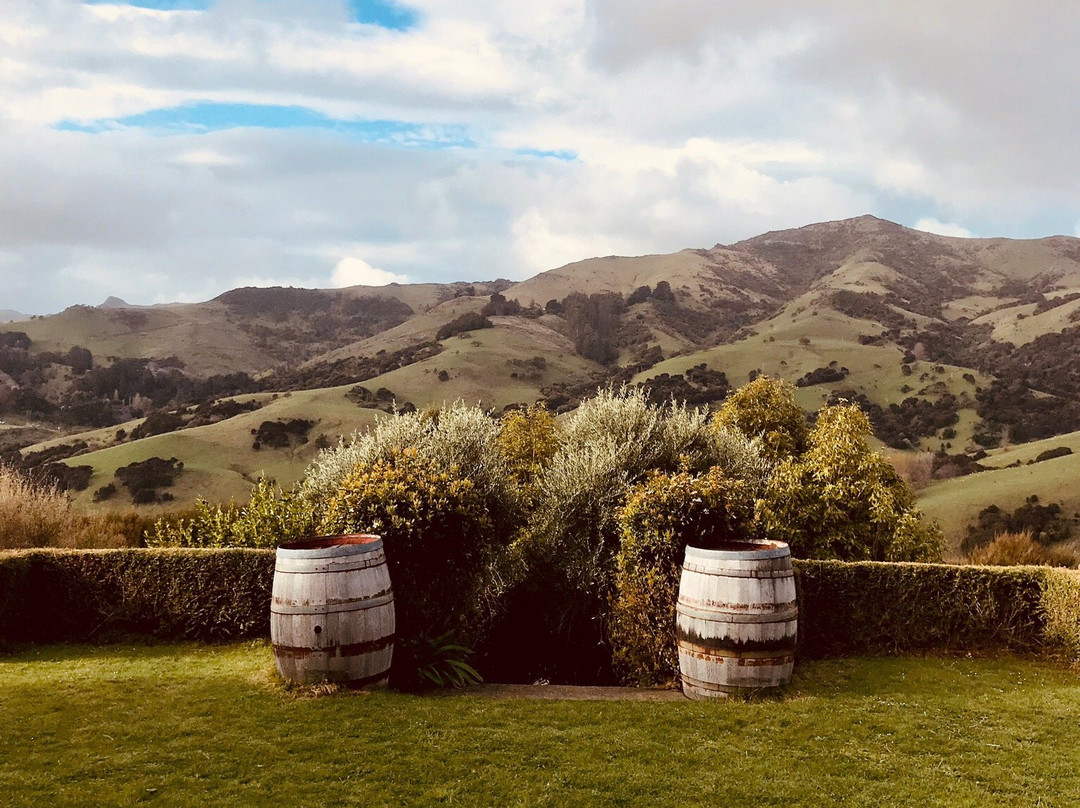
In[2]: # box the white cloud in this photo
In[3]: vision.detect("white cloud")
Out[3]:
[331,256,411,287]
[914,218,974,239]
[0,0,1077,313]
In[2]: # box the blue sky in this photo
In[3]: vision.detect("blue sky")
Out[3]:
[57,102,476,149]
[1,0,1078,312]
[85,0,420,29]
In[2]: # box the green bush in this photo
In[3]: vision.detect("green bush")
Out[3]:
[609,467,761,686]
[318,448,494,650]
[146,478,313,548]
[713,376,809,462]
[301,400,519,532]
[757,404,944,562]
[496,405,561,493]
[489,389,766,683]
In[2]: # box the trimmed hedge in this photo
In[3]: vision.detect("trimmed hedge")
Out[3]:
[0,549,274,648]
[3,550,1080,673]
[794,560,1071,659]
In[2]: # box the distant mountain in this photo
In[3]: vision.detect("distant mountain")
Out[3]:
[6,214,1080,550]
[98,296,134,309]
[0,309,27,323]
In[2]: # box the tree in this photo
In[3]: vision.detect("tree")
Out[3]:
[713,376,808,462]
[756,404,943,561]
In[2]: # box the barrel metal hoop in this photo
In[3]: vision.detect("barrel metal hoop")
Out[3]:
[676,602,798,624]
[272,633,395,660]
[676,636,797,658]
[680,562,793,579]
[271,590,395,615]
[683,544,790,562]
[275,536,383,560]
[274,553,387,575]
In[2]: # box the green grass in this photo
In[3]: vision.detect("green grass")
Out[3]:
[919,435,1080,554]
[4,644,1080,806]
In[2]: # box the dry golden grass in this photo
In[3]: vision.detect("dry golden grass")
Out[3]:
[967,529,1077,568]
[886,450,935,490]
[0,465,137,549]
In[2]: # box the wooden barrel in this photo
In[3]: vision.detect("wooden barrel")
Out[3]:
[676,541,796,698]
[271,534,395,686]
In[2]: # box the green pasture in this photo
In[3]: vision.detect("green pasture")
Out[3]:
[3,643,1080,807]
[919,435,1080,555]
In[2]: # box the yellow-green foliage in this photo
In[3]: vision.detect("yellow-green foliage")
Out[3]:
[713,376,809,462]
[610,467,760,686]
[496,405,561,493]
[146,478,313,548]
[301,400,517,530]
[758,404,943,561]
[1040,567,1080,662]
[967,530,1077,568]
[319,447,492,636]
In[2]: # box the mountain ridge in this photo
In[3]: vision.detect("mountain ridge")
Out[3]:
[5,215,1080,552]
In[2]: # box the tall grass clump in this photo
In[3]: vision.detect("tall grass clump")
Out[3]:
[0,465,102,549]
[967,530,1077,568]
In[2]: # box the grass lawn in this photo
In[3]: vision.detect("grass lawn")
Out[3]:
[3,644,1080,807]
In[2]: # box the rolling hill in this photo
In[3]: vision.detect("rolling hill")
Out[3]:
[5,214,1080,550]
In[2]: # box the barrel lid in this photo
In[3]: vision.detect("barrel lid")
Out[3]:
[683,540,790,561]
[276,533,383,558]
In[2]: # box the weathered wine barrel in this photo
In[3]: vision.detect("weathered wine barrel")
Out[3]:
[676,541,797,699]
[271,534,395,686]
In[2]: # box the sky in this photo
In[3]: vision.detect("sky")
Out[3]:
[2,0,1079,314]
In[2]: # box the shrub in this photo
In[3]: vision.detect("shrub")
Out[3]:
[496,405,561,500]
[757,404,943,561]
[1032,445,1073,463]
[114,456,184,503]
[490,389,766,683]
[713,376,808,461]
[793,560,1058,658]
[609,467,760,686]
[31,462,93,493]
[436,312,492,340]
[252,418,313,450]
[130,411,186,441]
[967,531,1077,567]
[146,478,313,549]
[318,448,494,658]
[301,401,519,533]
[962,498,1073,554]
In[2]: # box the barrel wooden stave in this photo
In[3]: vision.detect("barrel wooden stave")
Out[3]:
[271,534,395,686]
[676,542,797,699]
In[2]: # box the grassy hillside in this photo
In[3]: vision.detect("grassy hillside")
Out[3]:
[56,317,599,509]
[7,215,1080,530]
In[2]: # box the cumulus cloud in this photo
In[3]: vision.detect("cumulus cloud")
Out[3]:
[914,218,974,239]
[330,256,411,287]
[0,0,1077,312]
